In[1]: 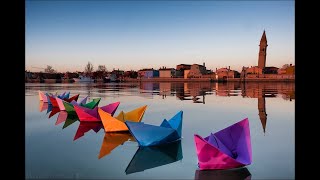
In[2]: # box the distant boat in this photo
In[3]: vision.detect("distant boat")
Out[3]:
[194,118,252,170]
[105,74,119,82]
[73,75,94,83]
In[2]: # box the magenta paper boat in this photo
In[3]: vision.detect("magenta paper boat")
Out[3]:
[194,118,252,170]
[73,102,120,122]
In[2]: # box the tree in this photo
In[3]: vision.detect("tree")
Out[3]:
[44,65,56,73]
[97,65,106,72]
[95,65,107,79]
[84,62,94,76]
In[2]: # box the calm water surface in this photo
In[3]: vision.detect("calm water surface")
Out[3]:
[25,82,295,179]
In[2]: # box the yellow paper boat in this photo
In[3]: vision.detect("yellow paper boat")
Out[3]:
[98,105,147,132]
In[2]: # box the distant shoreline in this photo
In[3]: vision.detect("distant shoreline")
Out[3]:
[25,77,295,83]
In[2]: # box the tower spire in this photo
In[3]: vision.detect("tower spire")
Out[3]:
[260,30,267,42]
[258,30,268,70]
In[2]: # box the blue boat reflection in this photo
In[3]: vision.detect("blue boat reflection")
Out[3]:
[125,140,183,174]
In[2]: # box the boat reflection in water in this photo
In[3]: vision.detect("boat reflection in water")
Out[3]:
[39,101,49,112]
[125,140,183,174]
[74,121,103,141]
[194,167,251,180]
[55,111,68,125]
[62,114,79,129]
[98,132,135,159]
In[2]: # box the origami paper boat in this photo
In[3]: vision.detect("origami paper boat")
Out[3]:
[80,98,101,109]
[56,96,88,111]
[194,167,251,180]
[98,132,135,159]
[38,91,48,102]
[49,94,79,108]
[125,140,182,174]
[125,111,183,146]
[73,101,120,122]
[194,118,252,170]
[62,97,101,115]
[57,91,70,100]
[74,121,104,141]
[98,105,147,132]
[39,91,68,104]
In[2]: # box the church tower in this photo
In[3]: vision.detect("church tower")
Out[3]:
[258,30,268,71]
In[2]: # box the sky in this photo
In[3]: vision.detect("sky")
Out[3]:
[26,0,294,73]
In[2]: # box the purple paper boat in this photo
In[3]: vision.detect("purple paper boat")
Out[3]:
[194,118,252,170]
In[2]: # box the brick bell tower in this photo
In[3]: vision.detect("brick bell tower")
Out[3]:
[258,30,268,71]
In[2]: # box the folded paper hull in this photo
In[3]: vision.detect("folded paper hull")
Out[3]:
[194,118,252,170]
[74,102,120,122]
[81,98,101,109]
[99,105,147,132]
[57,96,88,111]
[125,111,183,146]
[62,98,102,115]
[49,96,59,107]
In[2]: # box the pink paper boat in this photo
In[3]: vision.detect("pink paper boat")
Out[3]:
[194,118,252,170]
[38,91,48,102]
[73,101,120,122]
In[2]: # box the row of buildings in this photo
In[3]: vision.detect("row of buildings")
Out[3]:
[137,31,294,81]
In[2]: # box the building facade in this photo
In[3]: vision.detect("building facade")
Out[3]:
[187,64,207,78]
[159,68,175,78]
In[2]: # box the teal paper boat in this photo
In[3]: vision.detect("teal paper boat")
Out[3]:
[125,111,183,146]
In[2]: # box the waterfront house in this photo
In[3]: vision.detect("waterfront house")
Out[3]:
[138,68,159,78]
[159,67,175,78]
[215,67,240,81]
[187,63,207,78]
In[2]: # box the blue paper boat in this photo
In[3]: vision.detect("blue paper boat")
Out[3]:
[125,111,183,146]
[125,140,183,174]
